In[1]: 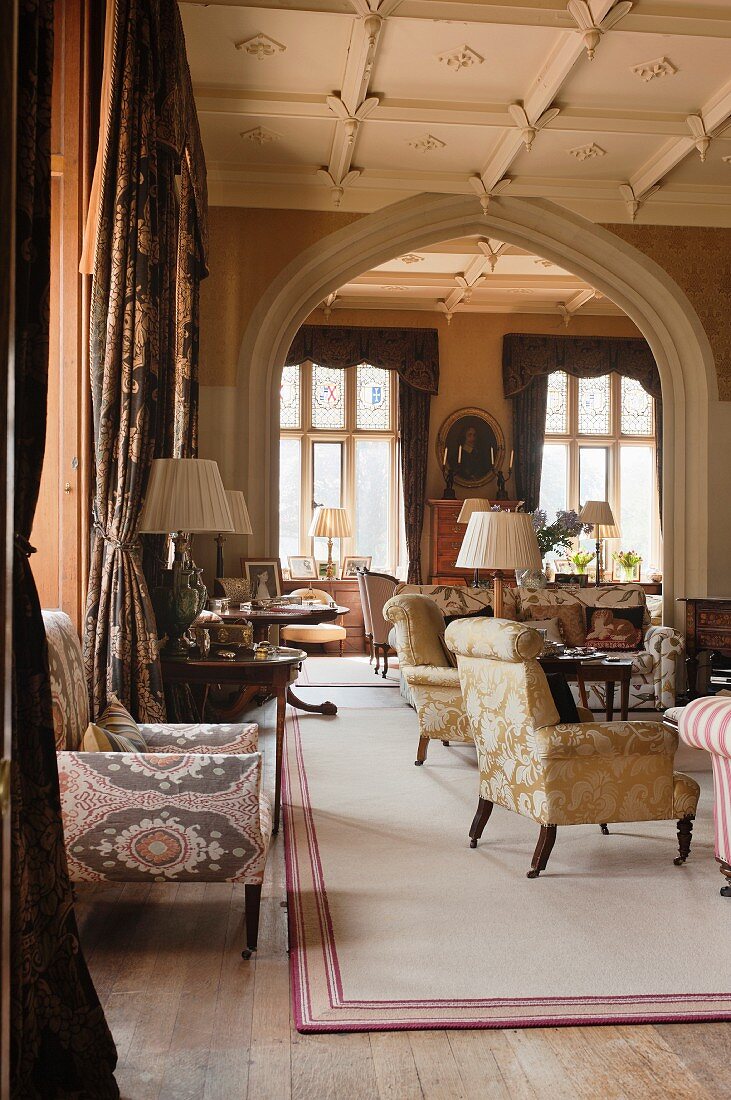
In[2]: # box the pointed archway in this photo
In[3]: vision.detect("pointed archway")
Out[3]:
[236,193,720,626]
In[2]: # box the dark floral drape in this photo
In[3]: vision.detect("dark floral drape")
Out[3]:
[286,325,439,581]
[11,1,119,1094]
[502,333,663,515]
[83,0,208,720]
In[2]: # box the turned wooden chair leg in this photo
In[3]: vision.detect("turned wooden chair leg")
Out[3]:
[527,824,557,878]
[721,861,731,897]
[414,735,429,766]
[674,816,694,865]
[469,797,494,848]
[374,646,380,675]
[339,639,344,657]
[381,647,389,678]
[241,883,262,959]
[367,634,374,664]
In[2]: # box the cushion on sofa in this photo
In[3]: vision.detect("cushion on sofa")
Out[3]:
[585,606,644,650]
[525,603,586,647]
[96,695,143,740]
[443,606,494,627]
[525,617,563,645]
[83,721,148,753]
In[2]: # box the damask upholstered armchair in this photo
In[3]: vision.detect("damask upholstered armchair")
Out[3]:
[446,616,700,879]
[44,610,271,958]
[384,593,472,764]
[677,696,731,897]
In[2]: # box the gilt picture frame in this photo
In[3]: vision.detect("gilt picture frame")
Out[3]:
[436,407,505,488]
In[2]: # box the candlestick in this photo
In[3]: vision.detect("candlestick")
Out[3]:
[491,447,495,465]
[458,446,462,463]
[509,449,514,469]
[443,447,448,466]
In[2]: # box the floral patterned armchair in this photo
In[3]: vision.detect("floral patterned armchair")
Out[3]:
[383,594,472,764]
[445,616,699,879]
[44,610,270,958]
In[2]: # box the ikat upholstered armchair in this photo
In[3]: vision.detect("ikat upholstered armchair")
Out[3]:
[44,610,271,958]
[678,695,731,897]
[445,616,700,879]
[384,593,472,765]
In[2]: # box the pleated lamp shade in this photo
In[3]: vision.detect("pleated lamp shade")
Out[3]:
[579,499,621,538]
[308,506,352,539]
[139,459,233,533]
[225,490,253,535]
[456,511,542,571]
[457,498,493,525]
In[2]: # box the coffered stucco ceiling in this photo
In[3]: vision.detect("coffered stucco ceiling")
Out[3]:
[181,0,731,229]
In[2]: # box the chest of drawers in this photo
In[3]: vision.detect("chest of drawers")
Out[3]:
[427,499,524,583]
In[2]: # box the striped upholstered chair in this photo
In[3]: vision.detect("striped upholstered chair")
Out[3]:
[678,696,731,897]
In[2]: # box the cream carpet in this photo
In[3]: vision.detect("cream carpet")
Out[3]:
[284,707,731,1032]
[296,654,400,687]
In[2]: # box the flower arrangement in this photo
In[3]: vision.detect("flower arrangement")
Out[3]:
[568,549,595,575]
[530,509,592,558]
[612,549,642,580]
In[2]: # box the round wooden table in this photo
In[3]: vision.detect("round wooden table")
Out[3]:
[161,646,307,834]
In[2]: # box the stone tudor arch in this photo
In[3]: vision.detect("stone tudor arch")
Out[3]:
[236,193,719,627]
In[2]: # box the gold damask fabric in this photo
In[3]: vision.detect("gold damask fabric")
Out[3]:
[12,3,119,1094]
[85,0,208,720]
[446,618,698,829]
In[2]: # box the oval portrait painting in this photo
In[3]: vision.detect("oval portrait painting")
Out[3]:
[436,407,505,488]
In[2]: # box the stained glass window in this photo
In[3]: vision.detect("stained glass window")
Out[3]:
[578,375,610,434]
[545,372,568,434]
[311,364,345,429]
[620,376,653,436]
[279,364,300,429]
[356,363,391,430]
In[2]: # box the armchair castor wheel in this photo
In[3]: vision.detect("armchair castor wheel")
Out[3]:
[526,869,541,879]
[414,759,424,766]
[721,885,731,897]
[241,948,255,960]
[469,838,477,849]
[600,823,610,835]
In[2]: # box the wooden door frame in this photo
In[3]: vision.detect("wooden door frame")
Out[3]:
[0,1,17,1095]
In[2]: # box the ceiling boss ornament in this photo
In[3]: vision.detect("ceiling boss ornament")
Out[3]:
[234,32,286,61]
[567,1,633,61]
[508,102,560,152]
[435,45,484,72]
[240,126,281,146]
[630,56,677,82]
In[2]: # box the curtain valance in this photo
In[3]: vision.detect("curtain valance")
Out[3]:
[286,325,440,394]
[503,333,660,401]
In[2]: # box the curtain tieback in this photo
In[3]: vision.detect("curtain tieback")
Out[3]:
[14,533,37,556]
[94,524,141,553]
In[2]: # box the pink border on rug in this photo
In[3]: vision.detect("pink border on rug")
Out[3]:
[283,712,731,1033]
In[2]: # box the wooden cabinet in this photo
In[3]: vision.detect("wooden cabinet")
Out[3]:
[682,597,731,698]
[427,499,524,583]
[282,577,366,653]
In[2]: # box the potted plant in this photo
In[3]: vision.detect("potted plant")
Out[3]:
[568,549,595,575]
[612,549,642,582]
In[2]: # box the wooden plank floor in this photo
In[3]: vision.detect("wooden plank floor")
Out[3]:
[75,687,731,1100]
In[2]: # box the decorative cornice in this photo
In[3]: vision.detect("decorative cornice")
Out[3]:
[630,56,677,82]
[435,45,484,72]
[567,142,606,161]
[407,133,446,153]
[235,33,286,61]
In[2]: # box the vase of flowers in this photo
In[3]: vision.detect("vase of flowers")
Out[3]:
[568,549,595,576]
[612,549,642,582]
[518,510,592,588]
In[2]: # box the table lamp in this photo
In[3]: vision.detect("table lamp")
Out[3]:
[578,500,620,586]
[456,511,541,618]
[215,490,253,577]
[139,458,233,656]
[457,499,493,586]
[308,506,352,579]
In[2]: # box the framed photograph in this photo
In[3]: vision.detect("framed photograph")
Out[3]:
[240,558,283,600]
[288,555,318,580]
[341,554,372,577]
[435,407,505,488]
[318,562,330,579]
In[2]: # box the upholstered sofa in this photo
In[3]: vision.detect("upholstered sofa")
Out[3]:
[677,695,731,897]
[44,610,271,958]
[446,616,700,877]
[383,593,472,764]
[393,582,683,711]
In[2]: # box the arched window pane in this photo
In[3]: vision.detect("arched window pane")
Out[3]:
[312,364,345,429]
[578,375,610,434]
[356,363,391,430]
[279,364,300,429]
[545,372,568,434]
[621,376,653,435]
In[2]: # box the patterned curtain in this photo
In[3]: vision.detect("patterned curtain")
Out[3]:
[11,2,119,1094]
[286,324,440,580]
[503,333,663,516]
[399,382,430,582]
[84,0,208,719]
